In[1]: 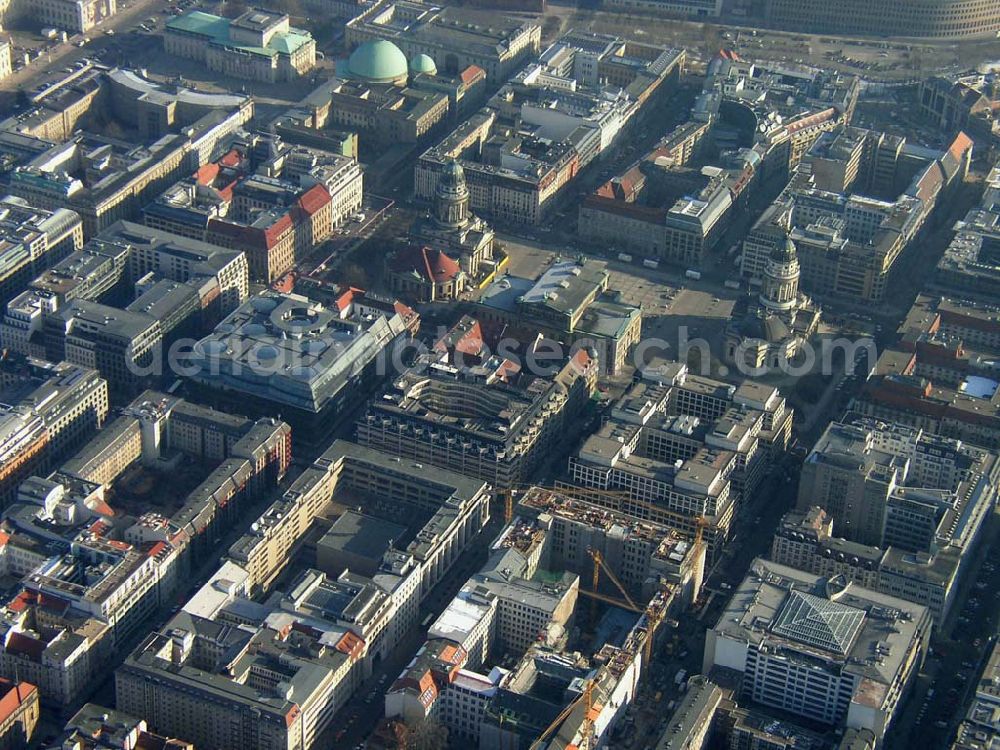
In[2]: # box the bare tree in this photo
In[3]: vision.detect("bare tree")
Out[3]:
[402,718,449,750]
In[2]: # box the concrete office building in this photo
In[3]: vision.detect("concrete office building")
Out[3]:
[415,37,684,226]
[516,486,705,606]
[953,642,1000,749]
[771,506,968,626]
[389,507,678,747]
[932,162,1000,301]
[562,363,792,557]
[704,559,931,743]
[476,258,642,375]
[229,439,490,600]
[760,0,999,39]
[0,197,82,305]
[0,358,108,508]
[118,606,364,750]
[856,284,1000,450]
[357,318,597,489]
[798,419,998,553]
[651,675,722,750]
[119,441,490,750]
[1,222,248,395]
[743,129,972,303]
[3,70,253,238]
[0,391,290,708]
[188,290,410,438]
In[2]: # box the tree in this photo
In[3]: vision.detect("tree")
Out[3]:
[402,718,449,750]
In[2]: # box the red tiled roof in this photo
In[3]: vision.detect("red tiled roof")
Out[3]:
[7,591,34,614]
[219,149,242,168]
[948,131,973,162]
[392,246,461,283]
[296,184,331,217]
[272,272,297,294]
[0,679,36,725]
[394,300,417,321]
[460,65,486,85]
[194,163,220,186]
[785,108,836,134]
[6,632,45,661]
[91,499,115,517]
[335,631,365,660]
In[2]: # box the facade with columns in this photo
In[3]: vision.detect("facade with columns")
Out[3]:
[408,158,502,284]
[725,235,821,372]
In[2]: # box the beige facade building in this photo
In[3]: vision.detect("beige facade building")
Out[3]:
[0,679,38,749]
[165,9,316,84]
[0,40,11,83]
[30,0,114,33]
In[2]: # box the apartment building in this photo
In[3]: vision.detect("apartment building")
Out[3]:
[0,392,289,707]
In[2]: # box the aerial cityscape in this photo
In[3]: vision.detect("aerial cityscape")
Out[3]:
[0,0,997,748]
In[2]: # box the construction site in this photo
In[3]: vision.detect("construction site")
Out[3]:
[385,485,705,749]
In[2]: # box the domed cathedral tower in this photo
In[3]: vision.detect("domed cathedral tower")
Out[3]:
[435,159,470,229]
[760,234,801,313]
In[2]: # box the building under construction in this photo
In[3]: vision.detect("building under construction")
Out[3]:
[384,486,699,749]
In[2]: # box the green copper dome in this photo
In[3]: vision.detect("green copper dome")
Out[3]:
[410,53,437,76]
[347,40,408,84]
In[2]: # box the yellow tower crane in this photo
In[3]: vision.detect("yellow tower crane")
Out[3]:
[528,679,595,750]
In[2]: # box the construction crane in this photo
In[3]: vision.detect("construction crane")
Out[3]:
[503,488,514,524]
[528,679,594,750]
[585,548,668,666]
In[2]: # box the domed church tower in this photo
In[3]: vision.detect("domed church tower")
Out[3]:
[760,234,801,313]
[435,159,470,228]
